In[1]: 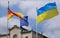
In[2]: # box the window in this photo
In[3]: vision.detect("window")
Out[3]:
[13,34,18,38]
[25,36,28,38]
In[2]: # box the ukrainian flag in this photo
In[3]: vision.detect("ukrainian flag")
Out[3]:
[37,2,59,24]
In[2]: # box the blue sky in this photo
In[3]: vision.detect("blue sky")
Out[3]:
[0,0,60,38]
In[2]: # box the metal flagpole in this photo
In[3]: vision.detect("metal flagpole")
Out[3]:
[36,8,43,38]
[7,1,9,38]
[19,21,21,38]
[36,8,37,38]
[36,23,37,38]
[41,32,43,38]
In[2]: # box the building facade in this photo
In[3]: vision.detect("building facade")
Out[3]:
[0,25,48,38]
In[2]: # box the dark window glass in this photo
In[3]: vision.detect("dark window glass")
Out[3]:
[13,34,18,38]
[26,36,28,38]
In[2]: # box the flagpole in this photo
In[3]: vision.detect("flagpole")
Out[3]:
[20,19,22,38]
[36,8,43,38]
[36,8,37,38]
[36,23,37,38]
[7,1,9,38]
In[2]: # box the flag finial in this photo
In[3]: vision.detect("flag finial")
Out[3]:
[8,1,9,9]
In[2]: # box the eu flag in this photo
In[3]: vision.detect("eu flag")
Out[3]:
[20,16,29,29]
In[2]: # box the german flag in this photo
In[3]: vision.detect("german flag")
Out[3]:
[8,8,24,20]
[8,8,14,20]
[14,12,24,19]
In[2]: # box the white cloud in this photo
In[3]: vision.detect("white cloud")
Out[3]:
[0,16,32,34]
[8,18,20,28]
[43,30,60,38]
[0,17,7,27]
[0,0,19,7]
[19,0,55,9]
[0,0,8,7]
[42,15,60,38]
[27,8,37,19]
[0,0,56,7]
[0,16,20,34]
[19,1,55,19]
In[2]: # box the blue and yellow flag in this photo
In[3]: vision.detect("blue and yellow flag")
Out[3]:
[37,2,59,24]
